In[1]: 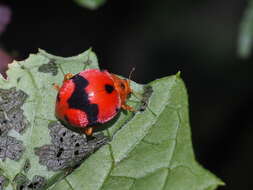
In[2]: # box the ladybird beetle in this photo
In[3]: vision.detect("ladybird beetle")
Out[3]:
[55,69,134,136]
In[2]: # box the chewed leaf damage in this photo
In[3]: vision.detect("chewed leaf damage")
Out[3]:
[138,85,153,112]
[0,136,24,161]
[38,60,58,76]
[14,173,46,190]
[0,175,7,189]
[0,88,28,161]
[35,121,109,171]
[0,88,28,135]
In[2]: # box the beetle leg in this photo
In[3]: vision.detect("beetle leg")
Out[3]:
[83,127,93,136]
[53,73,73,91]
[121,104,136,112]
[64,73,74,81]
[53,83,60,91]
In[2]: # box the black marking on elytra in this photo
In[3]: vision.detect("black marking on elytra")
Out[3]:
[68,74,99,125]
[105,84,114,94]
[115,107,120,113]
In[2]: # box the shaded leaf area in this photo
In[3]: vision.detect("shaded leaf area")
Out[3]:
[238,0,253,58]
[0,49,99,189]
[0,88,28,163]
[35,122,108,171]
[38,61,58,76]
[51,75,224,190]
[0,175,8,190]
[23,159,31,174]
[138,85,153,112]
[74,0,106,10]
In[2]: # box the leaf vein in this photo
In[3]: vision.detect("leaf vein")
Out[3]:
[64,178,75,190]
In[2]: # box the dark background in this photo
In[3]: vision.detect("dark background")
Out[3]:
[0,0,252,189]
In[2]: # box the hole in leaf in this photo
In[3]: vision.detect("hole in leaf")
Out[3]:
[56,148,64,158]
[38,60,58,76]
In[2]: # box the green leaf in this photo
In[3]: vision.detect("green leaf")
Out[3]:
[0,49,224,190]
[61,74,224,190]
[74,0,106,10]
[238,0,253,58]
[0,49,99,189]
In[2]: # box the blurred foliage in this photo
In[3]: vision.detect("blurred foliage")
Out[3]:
[74,0,106,10]
[238,0,253,58]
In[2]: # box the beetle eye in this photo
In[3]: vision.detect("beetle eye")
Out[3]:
[120,83,125,89]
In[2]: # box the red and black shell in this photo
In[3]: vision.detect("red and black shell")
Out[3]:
[55,69,132,135]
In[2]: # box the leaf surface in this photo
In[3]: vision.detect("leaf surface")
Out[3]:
[0,49,223,190]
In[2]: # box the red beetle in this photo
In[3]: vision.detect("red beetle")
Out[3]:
[55,69,134,136]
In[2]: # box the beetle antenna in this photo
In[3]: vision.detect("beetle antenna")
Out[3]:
[127,67,156,117]
[128,67,135,81]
